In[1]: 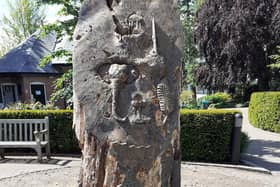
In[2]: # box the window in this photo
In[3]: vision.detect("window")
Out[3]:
[30,83,46,105]
[2,84,18,105]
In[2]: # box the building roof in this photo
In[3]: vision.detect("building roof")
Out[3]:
[0,32,61,74]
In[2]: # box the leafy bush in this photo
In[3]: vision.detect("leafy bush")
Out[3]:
[198,92,232,109]
[249,92,280,133]
[180,109,240,162]
[203,92,232,103]
[0,110,79,153]
[5,102,58,110]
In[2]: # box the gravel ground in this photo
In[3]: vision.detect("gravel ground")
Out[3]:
[0,166,80,187]
[1,162,280,187]
[182,164,280,187]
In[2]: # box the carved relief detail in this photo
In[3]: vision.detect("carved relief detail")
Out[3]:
[129,92,152,125]
[96,63,139,122]
[113,13,145,42]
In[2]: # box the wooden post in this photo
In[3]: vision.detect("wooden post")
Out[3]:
[73,0,184,186]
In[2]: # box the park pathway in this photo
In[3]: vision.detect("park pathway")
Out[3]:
[240,108,280,175]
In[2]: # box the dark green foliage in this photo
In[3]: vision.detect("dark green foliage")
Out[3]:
[50,70,73,108]
[195,0,280,91]
[180,109,240,162]
[249,92,280,133]
[0,110,79,153]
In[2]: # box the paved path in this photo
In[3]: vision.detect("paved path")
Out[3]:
[239,108,280,175]
[1,156,280,187]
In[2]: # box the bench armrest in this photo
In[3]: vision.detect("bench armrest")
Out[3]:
[34,129,49,144]
[34,129,48,135]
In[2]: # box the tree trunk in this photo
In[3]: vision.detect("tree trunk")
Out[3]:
[191,84,197,106]
[73,1,184,186]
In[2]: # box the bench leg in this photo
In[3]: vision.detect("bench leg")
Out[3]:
[46,144,51,159]
[0,149,4,159]
[35,147,42,163]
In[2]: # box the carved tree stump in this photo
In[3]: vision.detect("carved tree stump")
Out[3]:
[73,0,184,186]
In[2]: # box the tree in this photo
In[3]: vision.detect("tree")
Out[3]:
[195,0,280,93]
[0,34,15,57]
[38,0,82,107]
[179,0,204,103]
[1,0,45,47]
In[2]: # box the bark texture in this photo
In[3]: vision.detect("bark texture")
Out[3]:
[73,0,183,186]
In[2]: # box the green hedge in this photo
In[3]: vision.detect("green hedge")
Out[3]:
[180,109,240,162]
[249,92,280,133]
[0,109,241,162]
[0,110,79,153]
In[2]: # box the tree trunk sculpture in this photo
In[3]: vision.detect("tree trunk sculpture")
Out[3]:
[73,0,184,186]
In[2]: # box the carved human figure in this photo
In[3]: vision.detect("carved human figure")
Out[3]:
[73,0,183,186]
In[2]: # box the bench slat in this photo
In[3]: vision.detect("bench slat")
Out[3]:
[4,123,7,141]
[24,123,28,141]
[29,123,33,141]
[40,123,42,140]
[9,124,12,141]
[0,141,48,147]
[0,124,1,140]
[0,119,47,123]
[19,124,22,141]
[14,123,17,141]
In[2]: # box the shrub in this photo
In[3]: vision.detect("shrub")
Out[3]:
[0,110,79,153]
[249,92,280,133]
[204,92,232,103]
[5,102,58,110]
[180,109,240,162]
[198,92,232,109]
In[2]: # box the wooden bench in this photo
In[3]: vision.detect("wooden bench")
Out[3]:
[0,117,51,162]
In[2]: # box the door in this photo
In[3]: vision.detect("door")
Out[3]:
[2,85,17,105]
[30,84,46,105]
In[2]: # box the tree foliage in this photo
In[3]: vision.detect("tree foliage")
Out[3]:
[39,0,81,41]
[51,70,73,108]
[270,46,280,69]
[179,0,204,103]
[0,35,15,57]
[38,0,82,108]
[195,0,280,91]
[0,0,45,56]
[1,0,45,43]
